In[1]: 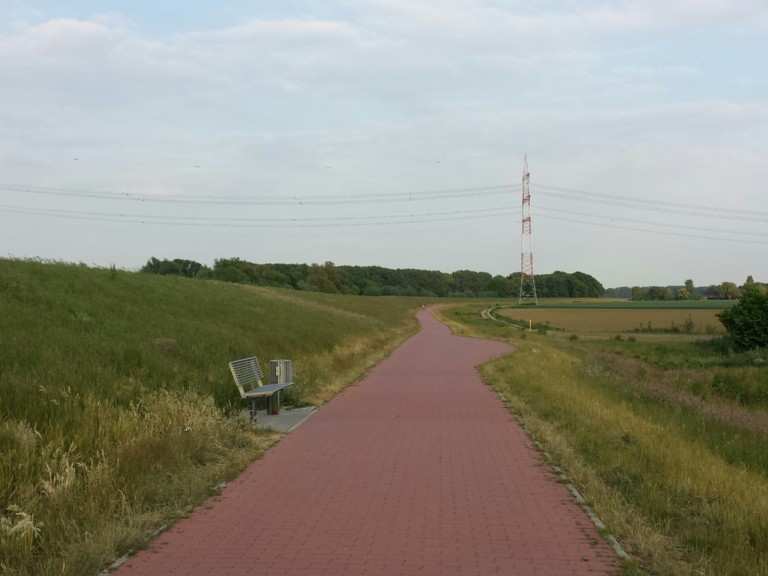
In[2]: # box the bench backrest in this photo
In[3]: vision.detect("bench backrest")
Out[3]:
[228,356,264,398]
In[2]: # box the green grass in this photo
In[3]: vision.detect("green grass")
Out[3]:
[440,303,768,575]
[595,337,766,368]
[590,339,768,407]
[0,259,424,576]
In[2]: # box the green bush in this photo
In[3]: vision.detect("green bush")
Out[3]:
[718,286,768,350]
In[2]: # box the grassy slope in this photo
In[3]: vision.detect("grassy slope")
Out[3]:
[0,259,424,576]
[439,303,768,576]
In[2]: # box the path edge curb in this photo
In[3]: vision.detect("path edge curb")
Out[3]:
[493,389,631,563]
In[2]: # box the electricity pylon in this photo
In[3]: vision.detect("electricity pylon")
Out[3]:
[518,155,538,304]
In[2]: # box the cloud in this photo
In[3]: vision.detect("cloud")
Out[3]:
[184,19,357,41]
[0,3,766,284]
[354,0,768,38]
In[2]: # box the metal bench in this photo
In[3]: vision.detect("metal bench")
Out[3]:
[228,357,294,422]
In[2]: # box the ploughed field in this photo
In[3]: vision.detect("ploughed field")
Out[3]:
[498,306,725,334]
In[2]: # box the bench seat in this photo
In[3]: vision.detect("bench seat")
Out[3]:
[242,382,292,398]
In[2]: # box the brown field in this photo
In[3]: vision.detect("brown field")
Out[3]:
[498,307,725,334]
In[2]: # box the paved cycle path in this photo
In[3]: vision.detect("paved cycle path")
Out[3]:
[115,309,618,575]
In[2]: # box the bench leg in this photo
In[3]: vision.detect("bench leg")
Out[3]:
[268,392,281,415]
[249,398,257,422]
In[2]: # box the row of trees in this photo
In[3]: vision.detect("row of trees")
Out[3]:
[140,257,605,298]
[605,277,765,301]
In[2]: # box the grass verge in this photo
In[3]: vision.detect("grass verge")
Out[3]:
[439,303,768,576]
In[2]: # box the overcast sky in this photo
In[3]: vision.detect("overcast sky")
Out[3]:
[1,1,766,287]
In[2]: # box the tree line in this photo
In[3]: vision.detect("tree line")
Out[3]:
[605,277,766,301]
[140,257,605,298]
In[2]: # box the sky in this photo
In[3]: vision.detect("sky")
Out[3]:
[0,1,766,287]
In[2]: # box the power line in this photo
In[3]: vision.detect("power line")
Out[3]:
[0,204,520,228]
[537,213,768,247]
[0,183,521,206]
[2,178,763,217]
[2,175,767,248]
[3,201,768,247]
[0,203,511,224]
[533,203,768,239]
[3,180,765,226]
[534,183,768,219]
[534,187,768,224]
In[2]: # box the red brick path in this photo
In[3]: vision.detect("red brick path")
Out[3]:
[114,309,619,575]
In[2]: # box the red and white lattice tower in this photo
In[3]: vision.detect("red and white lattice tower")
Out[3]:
[518,155,538,304]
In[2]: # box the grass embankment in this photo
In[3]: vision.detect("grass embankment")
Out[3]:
[0,259,423,576]
[440,304,768,575]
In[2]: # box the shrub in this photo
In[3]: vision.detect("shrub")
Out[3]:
[718,286,768,350]
[569,334,579,341]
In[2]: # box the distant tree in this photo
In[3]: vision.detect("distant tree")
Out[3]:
[719,285,768,350]
[196,267,213,279]
[141,257,206,278]
[742,275,764,294]
[719,282,741,300]
[451,270,493,296]
[141,257,161,274]
[362,281,382,296]
[684,279,698,299]
[488,275,513,297]
[643,286,668,300]
[213,259,250,283]
[676,287,690,300]
[702,284,720,299]
[631,286,647,300]
[141,256,605,299]
[322,261,338,287]
[307,264,338,293]
[604,286,632,299]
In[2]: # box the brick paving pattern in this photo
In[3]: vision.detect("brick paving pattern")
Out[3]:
[115,309,619,575]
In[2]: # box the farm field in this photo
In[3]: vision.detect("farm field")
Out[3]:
[498,306,725,334]
[504,298,734,309]
[0,259,425,576]
[440,302,768,575]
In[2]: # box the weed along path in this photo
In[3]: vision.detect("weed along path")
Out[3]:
[113,309,619,576]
